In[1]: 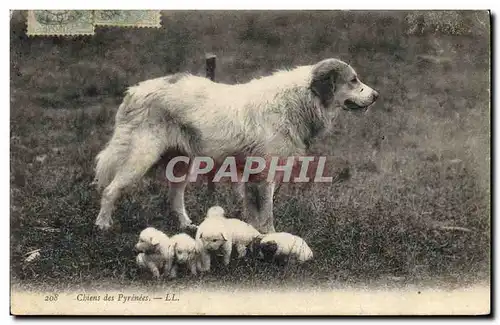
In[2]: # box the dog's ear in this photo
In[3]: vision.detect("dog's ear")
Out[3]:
[165,244,175,262]
[221,232,227,241]
[169,242,177,260]
[199,232,203,239]
[249,236,263,255]
[195,239,203,253]
[150,236,160,246]
[310,58,346,107]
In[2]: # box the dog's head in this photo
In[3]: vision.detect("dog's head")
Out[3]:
[134,227,164,253]
[172,234,197,263]
[198,231,228,251]
[250,236,279,261]
[206,205,225,219]
[310,58,379,113]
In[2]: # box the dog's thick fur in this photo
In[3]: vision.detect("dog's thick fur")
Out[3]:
[195,206,261,271]
[169,233,200,277]
[94,58,379,233]
[136,252,166,279]
[134,227,174,278]
[252,232,314,264]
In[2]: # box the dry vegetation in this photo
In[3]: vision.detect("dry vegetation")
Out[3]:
[10,11,490,288]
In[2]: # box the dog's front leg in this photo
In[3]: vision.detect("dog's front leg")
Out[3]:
[188,260,198,276]
[222,240,233,266]
[260,182,276,233]
[146,262,161,279]
[168,264,178,279]
[162,255,174,279]
[235,243,248,258]
[198,249,211,272]
[232,180,246,200]
[243,182,276,234]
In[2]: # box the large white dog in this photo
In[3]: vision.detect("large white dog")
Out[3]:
[94,58,379,233]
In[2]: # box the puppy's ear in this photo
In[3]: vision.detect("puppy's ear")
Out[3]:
[166,242,176,261]
[170,242,178,260]
[195,239,203,253]
[221,233,227,241]
[199,232,204,239]
[249,236,263,255]
[150,236,160,246]
[310,58,346,107]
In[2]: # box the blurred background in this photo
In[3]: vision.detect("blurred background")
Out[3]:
[10,11,490,288]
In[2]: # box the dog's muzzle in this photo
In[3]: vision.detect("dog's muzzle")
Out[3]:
[343,99,367,111]
[343,91,379,112]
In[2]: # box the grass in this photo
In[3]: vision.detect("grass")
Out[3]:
[10,10,490,290]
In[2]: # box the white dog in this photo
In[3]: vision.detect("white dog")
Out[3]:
[169,233,200,278]
[94,58,379,233]
[252,232,313,264]
[135,252,166,279]
[134,227,174,278]
[196,206,261,271]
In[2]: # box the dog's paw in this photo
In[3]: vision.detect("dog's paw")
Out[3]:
[94,214,114,231]
[94,222,112,231]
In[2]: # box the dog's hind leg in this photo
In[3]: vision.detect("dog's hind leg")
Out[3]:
[168,178,194,230]
[95,131,165,230]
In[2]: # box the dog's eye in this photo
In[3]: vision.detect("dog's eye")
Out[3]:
[350,77,358,83]
[212,239,218,242]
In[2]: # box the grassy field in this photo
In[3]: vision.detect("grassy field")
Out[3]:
[10,11,490,289]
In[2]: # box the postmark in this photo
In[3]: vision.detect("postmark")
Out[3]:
[27,10,94,36]
[94,10,161,28]
[26,10,161,36]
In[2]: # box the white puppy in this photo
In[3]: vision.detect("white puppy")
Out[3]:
[252,232,313,264]
[135,252,166,279]
[169,233,200,278]
[196,206,261,271]
[134,227,174,278]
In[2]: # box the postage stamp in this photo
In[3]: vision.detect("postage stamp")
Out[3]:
[26,10,95,36]
[10,10,491,315]
[94,10,162,28]
[26,10,161,36]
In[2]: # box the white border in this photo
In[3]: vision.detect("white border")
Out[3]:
[3,2,496,324]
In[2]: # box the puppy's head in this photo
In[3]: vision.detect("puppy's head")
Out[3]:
[198,231,228,251]
[251,236,279,261]
[172,234,197,263]
[134,227,163,253]
[310,58,379,114]
[206,205,225,219]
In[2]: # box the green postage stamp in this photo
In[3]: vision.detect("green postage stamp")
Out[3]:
[26,10,161,36]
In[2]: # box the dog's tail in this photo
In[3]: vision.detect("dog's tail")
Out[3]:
[93,125,134,190]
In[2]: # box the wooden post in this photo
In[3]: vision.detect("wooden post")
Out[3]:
[205,53,217,194]
[205,53,216,81]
